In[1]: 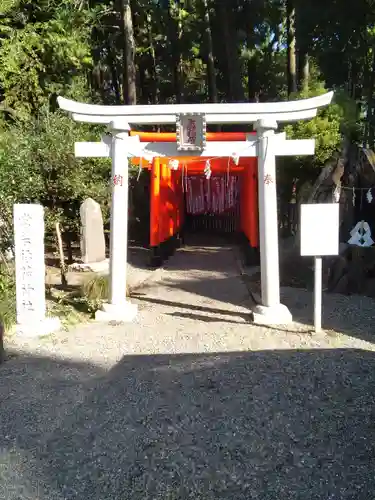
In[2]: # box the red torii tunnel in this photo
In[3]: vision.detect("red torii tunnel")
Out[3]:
[130,131,259,266]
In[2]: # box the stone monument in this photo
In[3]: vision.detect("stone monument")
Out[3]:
[80,197,106,263]
[14,203,60,337]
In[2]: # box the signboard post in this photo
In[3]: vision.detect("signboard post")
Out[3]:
[300,203,339,333]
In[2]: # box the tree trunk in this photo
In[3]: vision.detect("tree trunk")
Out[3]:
[202,0,218,103]
[247,56,258,102]
[347,59,355,97]
[295,1,309,92]
[286,0,297,97]
[168,1,184,103]
[217,0,244,102]
[138,58,148,104]
[348,58,361,101]
[96,69,106,103]
[366,48,375,147]
[120,0,137,105]
[299,50,309,92]
[351,56,364,122]
[245,2,258,102]
[106,40,121,104]
[147,11,160,104]
[63,232,74,264]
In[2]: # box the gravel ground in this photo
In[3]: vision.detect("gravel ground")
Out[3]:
[2,240,375,499]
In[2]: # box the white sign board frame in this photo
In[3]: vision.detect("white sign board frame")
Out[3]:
[300,203,340,257]
[300,203,340,334]
[176,113,207,152]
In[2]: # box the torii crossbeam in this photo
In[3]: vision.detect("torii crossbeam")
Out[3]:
[58,92,333,325]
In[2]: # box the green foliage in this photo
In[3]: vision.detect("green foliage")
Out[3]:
[0,111,110,240]
[279,70,359,194]
[0,0,93,117]
[285,107,341,168]
[0,264,16,333]
[284,82,358,174]
[46,288,91,328]
[29,111,110,233]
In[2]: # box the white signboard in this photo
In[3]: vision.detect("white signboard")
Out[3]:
[176,113,207,151]
[300,203,339,256]
[14,204,46,324]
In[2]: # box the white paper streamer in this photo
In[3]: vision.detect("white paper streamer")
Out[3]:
[204,159,211,180]
[231,152,240,165]
[168,159,179,170]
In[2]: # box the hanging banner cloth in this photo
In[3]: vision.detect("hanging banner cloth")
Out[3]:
[186,176,206,215]
[185,174,241,215]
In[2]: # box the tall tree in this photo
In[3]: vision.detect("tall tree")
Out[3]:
[244,0,259,102]
[286,0,297,96]
[120,0,137,105]
[168,0,184,103]
[295,1,310,92]
[217,0,244,102]
[202,0,217,102]
[146,10,159,104]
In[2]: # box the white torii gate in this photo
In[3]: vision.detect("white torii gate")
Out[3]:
[58,92,333,325]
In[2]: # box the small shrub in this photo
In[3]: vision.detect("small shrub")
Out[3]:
[80,274,130,314]
[82,274,110,300]
[80,274,110,314]
[46,291,90,328]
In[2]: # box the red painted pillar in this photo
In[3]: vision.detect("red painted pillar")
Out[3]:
[150,157,160,247]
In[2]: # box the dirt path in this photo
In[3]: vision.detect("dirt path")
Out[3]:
[2,241,375,498]
[133,241,251,321]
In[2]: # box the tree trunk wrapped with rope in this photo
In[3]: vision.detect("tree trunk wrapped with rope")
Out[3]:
[326,145,375,296]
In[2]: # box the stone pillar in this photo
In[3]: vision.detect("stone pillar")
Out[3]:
[14,204,61,337]
[95,121,137,322]
[252,119,293,325]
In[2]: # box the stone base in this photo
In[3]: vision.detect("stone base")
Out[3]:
[252,303,293,326]
[15,316,61,338]
[69,259,109,274]
[95,301,138,323]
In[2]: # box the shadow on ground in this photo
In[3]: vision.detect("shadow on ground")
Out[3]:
[280,287,375,343]
[133,272,375,346]
[127,245,152,270]
[132,292,252,323]
[1,348,375,499]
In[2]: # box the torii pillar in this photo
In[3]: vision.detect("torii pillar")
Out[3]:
[57,92,333,325]
[253,119,290,324]
[97,120,137,322]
